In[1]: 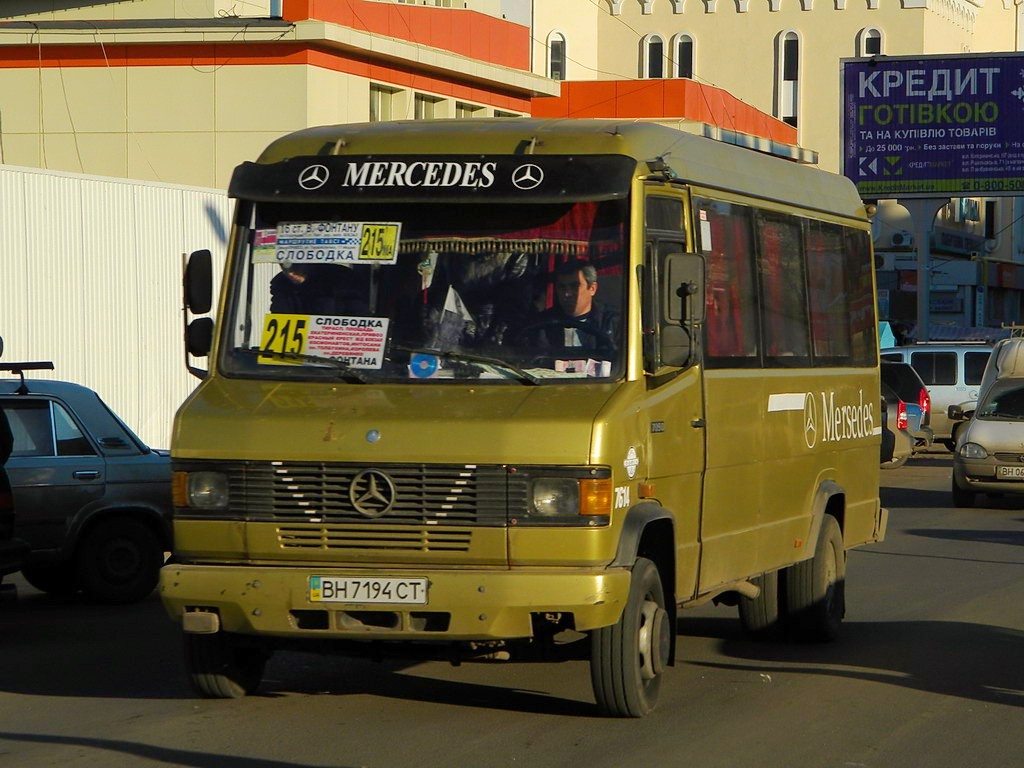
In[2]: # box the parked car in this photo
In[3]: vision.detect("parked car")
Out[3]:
[880,361,933,452]
[0,377,172,603]
[881,342,993,450]
[880,381,925,469]
[951,375,1024,507]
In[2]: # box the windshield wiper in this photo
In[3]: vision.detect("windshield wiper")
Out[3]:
[392,345,540,385]
[234,347,369,383]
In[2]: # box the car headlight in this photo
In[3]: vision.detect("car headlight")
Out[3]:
[526,476,611,525]
[532,478,580,517]
[958,442,989,459]
[173,470,229,509]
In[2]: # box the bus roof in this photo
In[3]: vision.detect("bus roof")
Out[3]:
[252,118,867,221]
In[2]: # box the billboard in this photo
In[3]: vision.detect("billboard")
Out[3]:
[842,53,1024,198]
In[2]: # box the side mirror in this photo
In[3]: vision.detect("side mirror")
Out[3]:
[659,253,705,368]
[185,249,213,314]
[183,249,215,379]
[186,318,214,358]
[948,401,975,422]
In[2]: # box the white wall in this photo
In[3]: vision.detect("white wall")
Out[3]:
[0,164,231,448]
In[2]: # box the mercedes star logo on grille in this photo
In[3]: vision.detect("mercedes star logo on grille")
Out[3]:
[350,469,396,518]
[298,164,330,190]
[511,163,544,190]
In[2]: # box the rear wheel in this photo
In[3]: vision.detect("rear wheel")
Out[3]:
[20,562,77,596]
[185,631,269,699]
[785,515,845,642]
[951,476,976,508]
[739,570,780,637]
[590,557,671,717]
[75,517,164,604]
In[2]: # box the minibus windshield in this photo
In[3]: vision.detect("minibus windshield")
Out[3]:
[220,199,629,384]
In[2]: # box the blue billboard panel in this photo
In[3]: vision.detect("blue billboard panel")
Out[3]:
[842,53,1024,198]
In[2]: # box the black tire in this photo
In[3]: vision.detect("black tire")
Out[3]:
[739,570,780,637]
[785,515,845,642]
[590,557,671,717]
[75,517,164,604]
[951,476,975,508]
[184,631,268,699]
[20,562,77,596]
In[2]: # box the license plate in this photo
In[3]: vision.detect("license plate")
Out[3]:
[996,465,1024,479]
[309,576,428,605]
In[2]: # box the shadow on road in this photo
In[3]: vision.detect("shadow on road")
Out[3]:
[682,615,1024,708]
[0,587,595,715]
[0,591,193,699]
[0,731,349,768]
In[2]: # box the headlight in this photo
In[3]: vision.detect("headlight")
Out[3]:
[526,476,611,524]
[532,478,579,517]
[173,470,229,509]
[958,442,989,459]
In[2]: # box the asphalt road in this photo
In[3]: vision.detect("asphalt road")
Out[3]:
[2,452,1022,768]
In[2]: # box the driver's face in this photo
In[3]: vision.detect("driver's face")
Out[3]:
[556,270,596,317]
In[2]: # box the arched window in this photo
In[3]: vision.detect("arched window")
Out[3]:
[776,31,800,129]
[857,27,883,57]
[547,31,567,81]
[673,33,694,79]
[642,34,666,79]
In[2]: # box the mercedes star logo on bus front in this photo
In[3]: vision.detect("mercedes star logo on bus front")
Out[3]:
[298,164,330,190]
[350,469,396,518]
[803,392,818,449]
[511,163,544,190]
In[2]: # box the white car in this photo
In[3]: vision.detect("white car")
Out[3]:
[951,376,1024,507]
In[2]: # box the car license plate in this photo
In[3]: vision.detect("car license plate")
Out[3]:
[996,465,1024,480]
[309,576,428,605]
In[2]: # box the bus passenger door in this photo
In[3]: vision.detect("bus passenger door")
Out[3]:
[639,188,705,601]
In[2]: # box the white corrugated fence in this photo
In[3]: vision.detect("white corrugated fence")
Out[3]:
[0,164,230,449]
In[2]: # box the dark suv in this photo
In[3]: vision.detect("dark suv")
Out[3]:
[0,376,171,604]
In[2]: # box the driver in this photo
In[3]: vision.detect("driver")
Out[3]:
[529,259,619,355]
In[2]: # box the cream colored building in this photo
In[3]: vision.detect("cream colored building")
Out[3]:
[532,0,1024,334]
[0,0,554,189]
[532,0,1020,172]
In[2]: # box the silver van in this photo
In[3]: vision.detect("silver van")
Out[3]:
[881,342,993,449]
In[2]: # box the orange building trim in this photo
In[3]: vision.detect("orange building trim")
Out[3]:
[532,80,797,145]
[0,43,532,112]
[282,0,529,70]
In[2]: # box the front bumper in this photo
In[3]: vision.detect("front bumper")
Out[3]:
[954,460,1024,496]
[160,563,630,641]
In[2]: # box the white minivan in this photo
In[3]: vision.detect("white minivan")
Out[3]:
[881,342,993,450]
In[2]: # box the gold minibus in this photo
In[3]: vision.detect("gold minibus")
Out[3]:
[162,119,887,717]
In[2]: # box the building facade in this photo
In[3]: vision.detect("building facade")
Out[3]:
[531,0,1024,336]
[0,0,555,189]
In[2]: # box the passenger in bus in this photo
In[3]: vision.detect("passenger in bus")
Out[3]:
[521,259,619,355]
[270,262,369,315]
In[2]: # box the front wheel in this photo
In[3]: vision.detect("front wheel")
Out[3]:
[785,515,845,642]
[75,517,165,604]
[184,631,270,699]
[589,557,671,717]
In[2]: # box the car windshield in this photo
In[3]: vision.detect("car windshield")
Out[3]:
[977,381,1024,420]
[220,199,628,384]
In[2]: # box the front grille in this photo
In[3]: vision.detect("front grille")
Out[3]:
[226,462,515,526]
[994,452,1024,463]
[278,523,473,552]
